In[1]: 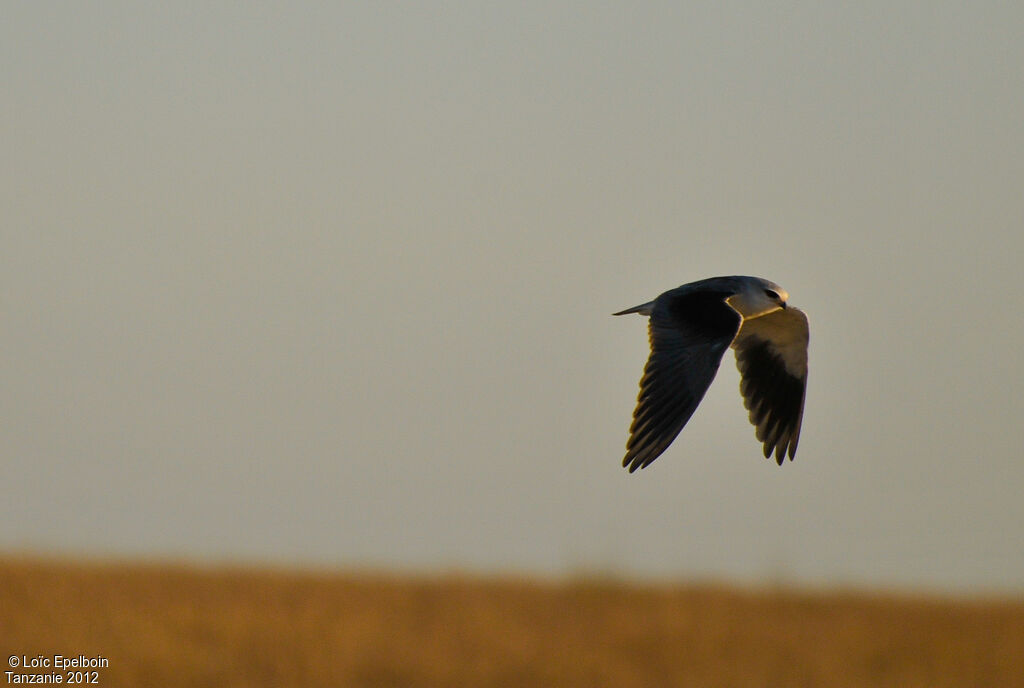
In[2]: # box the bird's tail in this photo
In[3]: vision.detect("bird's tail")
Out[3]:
[612,301,654,316]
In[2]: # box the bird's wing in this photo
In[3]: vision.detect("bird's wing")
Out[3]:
[623,290,742,472]
[732,306,809,464]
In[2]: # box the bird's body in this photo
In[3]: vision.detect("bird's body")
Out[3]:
[615,276,809,471]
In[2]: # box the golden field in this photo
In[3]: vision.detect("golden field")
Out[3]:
[2,556,1022,687]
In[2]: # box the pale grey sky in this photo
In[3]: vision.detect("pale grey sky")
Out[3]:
[3,2,1023,593]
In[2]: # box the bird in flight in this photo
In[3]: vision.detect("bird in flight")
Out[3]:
[615,276,809,471]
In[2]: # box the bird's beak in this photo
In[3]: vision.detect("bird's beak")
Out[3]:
[781,302,788,309]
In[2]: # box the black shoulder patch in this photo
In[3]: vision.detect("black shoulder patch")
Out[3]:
[663,290,741,341]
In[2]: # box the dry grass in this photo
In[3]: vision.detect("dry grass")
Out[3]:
[2,556,1022,687]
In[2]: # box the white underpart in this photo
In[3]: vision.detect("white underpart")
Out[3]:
[732,307,809,378]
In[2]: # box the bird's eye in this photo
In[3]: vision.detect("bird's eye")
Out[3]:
[764,289,780,301]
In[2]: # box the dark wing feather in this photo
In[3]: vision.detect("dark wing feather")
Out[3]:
[732,307,809,464]
[622,290,741,472]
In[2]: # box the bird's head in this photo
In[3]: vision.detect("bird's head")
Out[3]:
[727,278,789,319]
